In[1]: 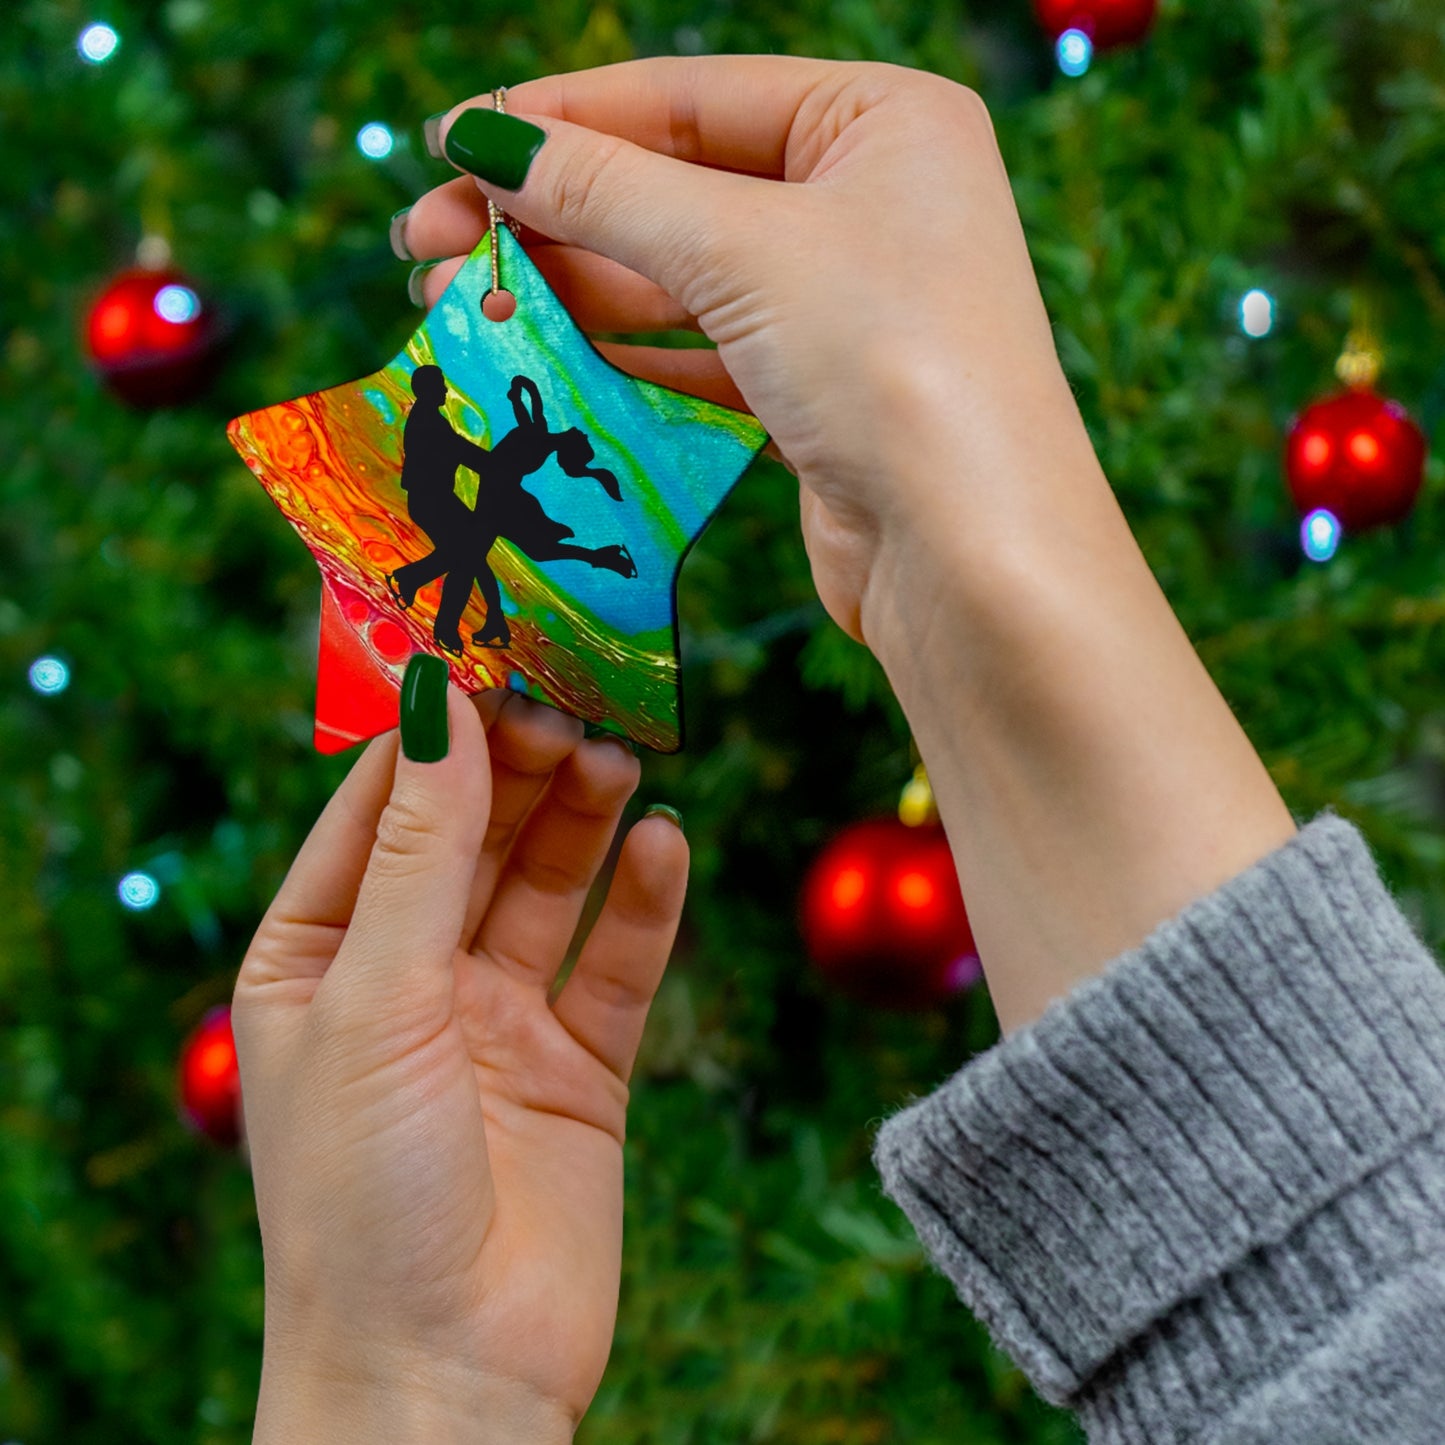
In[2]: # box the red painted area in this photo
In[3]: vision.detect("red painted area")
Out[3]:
[315,582,401,753]
[369,618,411,663]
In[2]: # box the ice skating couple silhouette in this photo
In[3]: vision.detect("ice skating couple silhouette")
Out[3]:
[386,364,637,655]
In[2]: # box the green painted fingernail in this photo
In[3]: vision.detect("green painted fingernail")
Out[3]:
[443,107,546,192]
[584,722,638,753]
[644,804,683,833]
[423,112,447,159]
[400,653,449,762]
[407,262,434,307]
[389,207,413,261]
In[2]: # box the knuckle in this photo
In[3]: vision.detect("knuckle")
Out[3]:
[609,887,674,935]
[857,59,912,90]
[884,63,994,126]
[847,60,941,111]
[517,848,586,897]
[666,87,705,165]
[953,81,998,140]
[892,73,1002,176]
[370,787,450,875]
[582,966,655,1015]
[551,133,628,235]
[950,79,991,120]
[910,73,996,149]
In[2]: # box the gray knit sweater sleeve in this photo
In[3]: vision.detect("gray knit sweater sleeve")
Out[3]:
[870,810,1445,1442]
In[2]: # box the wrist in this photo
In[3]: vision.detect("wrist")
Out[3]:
[254,1345,575,1445]
[853,366,1294,1034]
[856,354,1118,682]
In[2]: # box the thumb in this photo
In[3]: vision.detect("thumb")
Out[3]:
[320,656,492,1034]
[437,102,764,320]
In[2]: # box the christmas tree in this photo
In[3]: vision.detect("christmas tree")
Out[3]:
[4,0,1445,1440]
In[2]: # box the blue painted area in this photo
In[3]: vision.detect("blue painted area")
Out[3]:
[363,387,397,427]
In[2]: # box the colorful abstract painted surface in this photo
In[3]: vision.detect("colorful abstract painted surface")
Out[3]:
[226,225,768,753]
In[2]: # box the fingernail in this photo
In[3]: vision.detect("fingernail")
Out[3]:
[400,653,450,762]
[389,206,413,261]
[584,722,639,754]
[644,804,683,833]
[423,112,447,160]
[443,107,546,192]
[407,263,435,308]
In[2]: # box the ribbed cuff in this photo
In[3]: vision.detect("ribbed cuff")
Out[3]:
[871,810,1445,1420]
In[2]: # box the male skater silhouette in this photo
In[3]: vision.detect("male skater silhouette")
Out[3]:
[387,366,635,655]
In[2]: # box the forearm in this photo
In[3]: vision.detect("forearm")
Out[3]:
[860,378,1297,1035]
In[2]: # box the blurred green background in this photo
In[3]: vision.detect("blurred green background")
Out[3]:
[6,0,1445,1440]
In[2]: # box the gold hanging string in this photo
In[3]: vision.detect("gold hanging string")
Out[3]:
[487,87,523,301]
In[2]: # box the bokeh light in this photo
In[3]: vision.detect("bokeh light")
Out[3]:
[118,871,161,910]
[78,22,119,64]
[895,870,936,911]
[946,952,983,992]
[1301,508,1341,563]
[356,122,395,159]
[153,284,201,324]
[28,657,70,695]
[1348,430,1381,466]
[1057,29,1093,76]
[1299,431,1331,471]
[1240,288,1275,337]
[830,866,867,911]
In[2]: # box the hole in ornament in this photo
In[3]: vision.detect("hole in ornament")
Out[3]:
[482,289,516,323]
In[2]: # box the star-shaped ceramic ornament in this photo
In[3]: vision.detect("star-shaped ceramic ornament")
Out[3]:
[227,224,768,754]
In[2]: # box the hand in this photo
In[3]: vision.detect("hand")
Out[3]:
[233,688,687,1441]
[401,56,1093,647]
[402,59,1297,1039]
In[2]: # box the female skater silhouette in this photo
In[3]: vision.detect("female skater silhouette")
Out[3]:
[387,367,635,654]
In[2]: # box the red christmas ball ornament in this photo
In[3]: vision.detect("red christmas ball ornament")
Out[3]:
[178,1005,243,1148]
[1033,0,1157,50]
[1285,388,1427,534]
[85,266,219,407]
[800,817,981,1011]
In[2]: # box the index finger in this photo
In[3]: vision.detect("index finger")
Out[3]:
[488,55,852,178]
